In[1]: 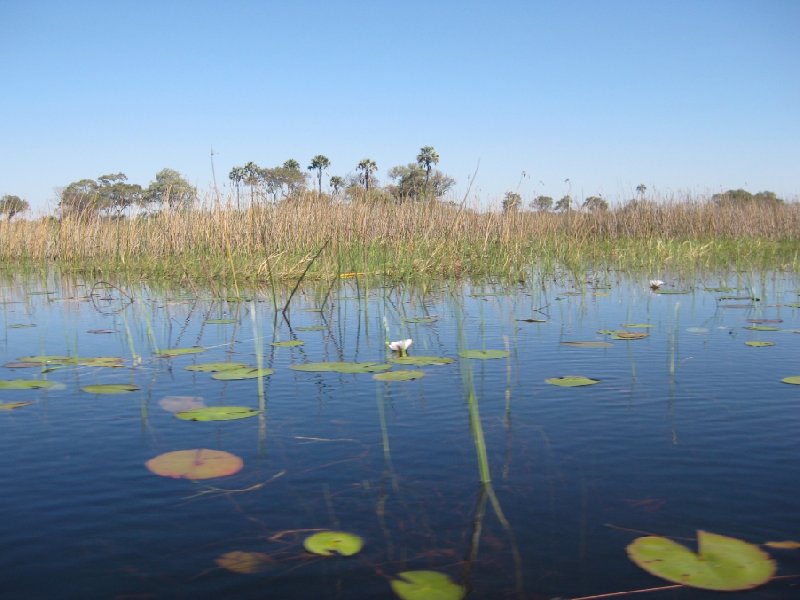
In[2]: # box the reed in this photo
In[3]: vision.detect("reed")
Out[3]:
[1,194,798,283]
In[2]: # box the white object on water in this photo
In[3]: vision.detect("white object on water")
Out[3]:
[388,339,413,353]
[649,279,664,289]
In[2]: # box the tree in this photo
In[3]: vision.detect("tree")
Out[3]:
[97,173,142,216]
[712,188,783,207]
[531,195,553,211]
[0,195,30,221]
[416,146,440,189]
[59,178,102,217]
[555,195,572,212]
[582,195,608,212]
[387,163,455,201]
[308,155,331,198]
[228,166,245,209]
[357,159,378,194]
[502,191,522,213]
[281,160,306,197]
[242,162,261,205]
[636,183,647,201]
[143,169,196,211]
[329,176,345,198]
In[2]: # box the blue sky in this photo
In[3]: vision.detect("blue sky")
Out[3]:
[2,0,798,212]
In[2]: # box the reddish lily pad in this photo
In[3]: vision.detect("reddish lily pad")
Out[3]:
[146,449,243,480]
[216,551,273,574]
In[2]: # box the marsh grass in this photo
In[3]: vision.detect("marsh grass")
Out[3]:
[1,194,798,283]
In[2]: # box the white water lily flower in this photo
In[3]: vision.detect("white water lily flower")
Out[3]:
[649,279,664,290]
[388,339,413,354]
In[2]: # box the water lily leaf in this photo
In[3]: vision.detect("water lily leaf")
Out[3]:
[79,357,125,368]
[596,329,615,335]
[0,401,34,410]
[176,406,258,421]
[626,530,775,591]
[9,323,36,329]
[205,318,237,324]
[622,323,654,328]
[290,361,392,373]
[785,303,800,308]
[374,370,425,382]
[611,331,649,340]
[146,448,243,479]
[747,319,782,324]
[655,289,690,295]
[185,362,247,372]
[87,329,117,334]
[390,570,464,600]
[156,347,206,358]
[764,540,800,550]
[560,341,613,348]
[3,362,42,368]
[81,383,140,394]
[389,356,454,366]
[216,551,273,574]
[686,327,709,334]
[404,316,438,324]
[745,341,775,347]
[158,395,206,413]
[545,375,599,387]
[296,325,326,332]
[304,531,363,556]
[17,355,76,365]
[0,379,59,390]
[271,340,304,347]
[719,295,759,301]
[744,325,779,331]
[458,350,509,360]
[211,367,274,380]
[781,376,800,385]
[517,318,546,323]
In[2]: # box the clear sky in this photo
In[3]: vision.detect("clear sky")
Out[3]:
[2,0,798,212]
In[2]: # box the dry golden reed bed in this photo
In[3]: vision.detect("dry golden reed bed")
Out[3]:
[1,196,798,283]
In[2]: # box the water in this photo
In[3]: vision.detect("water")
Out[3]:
[0,271,799,599]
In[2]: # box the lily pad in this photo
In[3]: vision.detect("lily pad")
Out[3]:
[290,361,392,374]
[87,329,117,334]
[686,327,709,334]
[745,341,775,347]
[744,326,779,331]
[158,395,206,413]
[0,401,34,410]
[17,355,75,365]
[785,303,800,308]
[175,406,258,421]
[458,349,510,360]
[216,551,273,574]
[781,376,800,385]
[205,318,237,324]
[404,316,438,324]
[622,323,654,328]
[271,340,304,347]
[156,347,206,358]
[211,367,274,380]
[3,362,43,369]
[373,370,425,381]
[611,331,649,340]
[545,375,599,387]
[517,318,546,323]
[560,341,613,348]
[655,289,690,295]
[185,362,247,372]
[79,357,125,368]
[146,448,243,480]
[81,383,140,394]
[9,323,36,329]
[626,530,775,591]
[389,356,454,366]
[0,379,59,390]
[390,570,465,600]
[296,325,326,332]
[303,531,363,556]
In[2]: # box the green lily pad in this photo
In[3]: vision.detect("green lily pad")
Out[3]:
[0,379,59,390]
[211,367,274,380]
[175,406,258,421]
[596,329,615,335]
[784,303,800,308]
[303,531,363,556]
[87,329,117,334]
[3,362,42,368]
[560,341,613,348]
[17,355,76,365]
[389,356,454,366]
[205,318,237,324]
[611,331,649,340]
[404,316,438,324]
[655,289,690,295]
[782,376,800,385]
[156,347,206,358]
[290,361,392,374]
[545,375,599,387]
[185,362,247,372]
[626,530,775,591]
[81,383,140,394]
[271,340,304,347]
[744,326,779,331]
[374,370,425,381]
[79,357,125,368]
[517,318,546,323]
[296,325,326,332]
[0,401,34,410]
[458,349,510,360]
[9,323,36,329]
[622,323,654,328]
[390,570,465,600]
[745,341,775,347]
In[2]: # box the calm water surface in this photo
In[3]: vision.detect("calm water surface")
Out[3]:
[0,271,798,599]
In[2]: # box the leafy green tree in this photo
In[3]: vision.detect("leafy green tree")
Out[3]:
[0,195,30,221]
[281,160,306,197]
[502,191,522,213]
[228,166,245,208]
[308,155,331,198]
[416,146,440,189]
[712,188,783,207]
[59,178,102,217]
[582,195,608,212]
[242,162,261,205]
[357,159,378,194]
[636,183,647,201]
[531,195,553,211]
[96,173,143,216]
[555,194,572,212]
[387,163,455,201]
[143,169,196,211]
[329,175,345,198]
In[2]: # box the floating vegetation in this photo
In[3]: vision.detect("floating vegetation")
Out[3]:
[560,341,613,348]
[781,376,800,385]
[517,318,546,323]
[156,347,207,358]
[389,356,454,366]
[175,406,258,421]
[610,331,649,340]
[87,329,117,334]
[9,323,36,329]
[290,361,391,374]
[458,349,509,360]
[158,396,205,413]
[744,325,780,331]
[745,341,775,347]
[303,531,363,556]
[626,530,775,591]
[686,327,709,334]
[205,318,237,325]
[0,379,59,390]
[216,551,272,574]
[545,375,599,387]
[622,323,654,328]
[373,370,425,382]
[0,401,33,410]
[390,570,464,600]
[4,361,44,368]
[404,316,438,324]
[296,325,326,332]
[211,367,274,380]
[185,362,247,372]
[81,383,140,394]
[146,449,243,480]
[654,289,690,295]
[271,340,304,347]
[747,319,782,324]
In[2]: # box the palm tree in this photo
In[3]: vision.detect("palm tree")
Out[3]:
[357,159,377,194]
[308,155,331,198]
[636,183,647,201]
[416,146,440,188]
[243,162,261,205]
[228,166,245,209]
[329,176,345,198]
